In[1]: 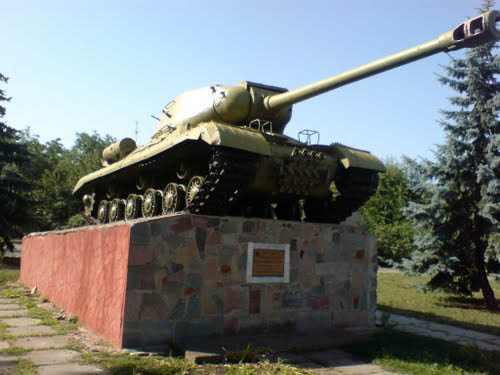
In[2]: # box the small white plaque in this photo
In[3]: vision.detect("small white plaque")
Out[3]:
[246,242,290,283]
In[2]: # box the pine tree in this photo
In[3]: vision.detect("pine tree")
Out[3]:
[403,1,499,311]
[0,73,31,253]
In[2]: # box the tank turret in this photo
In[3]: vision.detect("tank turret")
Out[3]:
[74,11,500,224]
[153,10,500,139]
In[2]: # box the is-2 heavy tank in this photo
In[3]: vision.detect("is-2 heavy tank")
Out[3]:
[74,10,500,224]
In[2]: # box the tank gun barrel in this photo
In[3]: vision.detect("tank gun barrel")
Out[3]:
[265,10,500,112]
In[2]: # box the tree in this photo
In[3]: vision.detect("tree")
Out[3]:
[19,131,114,230]
[17,130,67,232]
[0,73,31,252]
[360,160,419,265]
[403,1,499,311]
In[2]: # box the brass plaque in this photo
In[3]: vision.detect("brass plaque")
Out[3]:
[252,249,285,277]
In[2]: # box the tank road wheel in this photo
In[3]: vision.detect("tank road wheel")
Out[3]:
[186,176,205,206]
[97,200,110,224]
[142,188,162,218]
[125,194,142,221]
[109,198,125,222]
[162,183,185,214]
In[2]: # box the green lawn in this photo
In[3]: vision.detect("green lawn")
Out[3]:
[342,329,500,375]
[0,269,19,285]
[377,272,500,336]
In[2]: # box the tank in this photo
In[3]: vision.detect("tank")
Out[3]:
[74,10,500,224]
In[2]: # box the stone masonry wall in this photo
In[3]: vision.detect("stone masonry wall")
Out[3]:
[122,215,377,347]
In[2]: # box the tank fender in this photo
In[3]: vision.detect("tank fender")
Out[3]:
[72,122,272,195]
[185,122,272,156]
[331,143,385,172]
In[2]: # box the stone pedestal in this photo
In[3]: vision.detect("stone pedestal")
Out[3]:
[20,214,377,348]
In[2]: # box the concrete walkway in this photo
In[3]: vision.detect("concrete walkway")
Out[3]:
[377,310,500,352]
[0,291,105,374]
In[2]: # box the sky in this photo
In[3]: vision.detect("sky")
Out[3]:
[1,0,491,161]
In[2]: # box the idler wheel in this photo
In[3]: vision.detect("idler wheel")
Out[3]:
[109,198,125,222]
[162,183,185,214]
[82,194,95,217]
[142,188,162,218]
[125,194,142,221]
[97,200,110,224]
[186,176,205,206]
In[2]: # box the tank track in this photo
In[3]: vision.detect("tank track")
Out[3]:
[187,149,378,223]
[304,167,379,224]
[186,148,259,215]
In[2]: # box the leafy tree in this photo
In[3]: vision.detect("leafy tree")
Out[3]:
[0,73,31,252]
[19,131,114,230]
[360,159,421,265]
[403,1,499,310]
[18,130,67,232]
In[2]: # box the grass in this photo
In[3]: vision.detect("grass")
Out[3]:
[0,269,20,285]
[342,329,500,375]
[0,321,12,341]
[4,346,30,356]
[65,337,85,352]
[378,272,500,336]
[81,352,310,375]
[14,359,38,375]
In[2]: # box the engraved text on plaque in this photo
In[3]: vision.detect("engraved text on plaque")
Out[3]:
[252,249,285,277]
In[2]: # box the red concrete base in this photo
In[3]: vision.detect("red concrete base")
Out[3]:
[20,225,131,347]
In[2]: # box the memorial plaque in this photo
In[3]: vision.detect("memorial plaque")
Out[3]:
[247,242,290,283]
[252,249,285,277]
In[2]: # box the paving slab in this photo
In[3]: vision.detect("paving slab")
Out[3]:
[0,317,42,327]
[293,361,326,370]
[0,304,23,311]
[12,335,70,350]
[0,299,16,304]
[0,354,17,368]
[305,349,355,366]
[0,342,9,351]
[37,363,105,374]
[185,350,224,364]
[333,363,393,374]
[37,302,56,311]
[314,369,340,375]
[0,309,28,318]
[24,349,80,365]
[7,325,56,336]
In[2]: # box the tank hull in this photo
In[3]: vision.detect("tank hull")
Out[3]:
[74,122,384,223]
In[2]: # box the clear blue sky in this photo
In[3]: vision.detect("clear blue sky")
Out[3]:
[1,0,486,161]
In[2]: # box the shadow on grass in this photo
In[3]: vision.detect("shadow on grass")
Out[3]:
[438,295,500,312]
[342,329,500,375]
[378,304,500,336]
